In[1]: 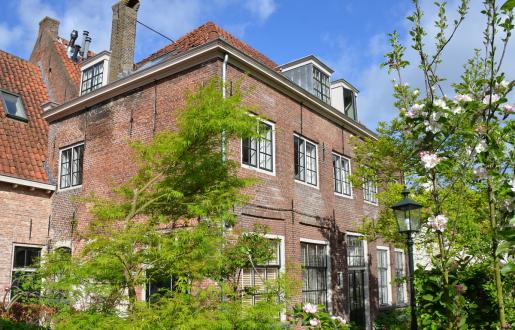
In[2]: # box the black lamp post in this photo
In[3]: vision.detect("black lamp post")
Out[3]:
[391,187,422,330]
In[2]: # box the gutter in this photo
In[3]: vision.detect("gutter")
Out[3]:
[0,174,56,191]
[43,39,377,140]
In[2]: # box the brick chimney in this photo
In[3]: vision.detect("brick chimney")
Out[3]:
[35,17,59,43]
[109,0,140,82]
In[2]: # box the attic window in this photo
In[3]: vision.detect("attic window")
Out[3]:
[343,88,357,120]
[81,61,105,95]
[313,67,330,103]
[1,91,27,121]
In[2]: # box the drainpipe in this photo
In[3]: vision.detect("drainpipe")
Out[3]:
[221,54,229,160]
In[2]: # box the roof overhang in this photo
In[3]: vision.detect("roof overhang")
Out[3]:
[0,174,55,191]
[43,39,376,139]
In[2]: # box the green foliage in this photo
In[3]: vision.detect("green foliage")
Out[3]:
[0,318,48,330]
[374,308,410,330]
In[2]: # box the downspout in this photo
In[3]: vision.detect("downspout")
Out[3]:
[221,53,229,160]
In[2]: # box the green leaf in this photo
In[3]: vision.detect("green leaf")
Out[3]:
[501,0,515,10]
[422,294,434,301]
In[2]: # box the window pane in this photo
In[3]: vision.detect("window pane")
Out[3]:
[60,149,71,188]
[72,145,84,186]
[81,61,105,95]
[2,92,27,119]
[333,154,342,193]
[258,123,273,171]
[301,242,327,307]
[305,142,317,185]
[13,246,41,268]
[294,136,305,181]
[341,158,351,195]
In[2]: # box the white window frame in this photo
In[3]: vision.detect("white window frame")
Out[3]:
[58,142,84,191]
[240,118,276,176]
[10,244,45,301]
[363,178,378,205]
[300,238,331,313]
[377,246,393,306]
[332,152,353,199]
[394,248,408,306]
[294,134,319,189]
[346,232,371,327]
[79,54,110,95]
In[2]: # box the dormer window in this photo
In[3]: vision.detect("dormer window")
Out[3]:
[313,67,330,103]
[81,61,104,95]
[79,52,110,96]
[1,90,27,121]
[279,55,334,104]
[343,88,357,119]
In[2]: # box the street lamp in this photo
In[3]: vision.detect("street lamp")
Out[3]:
[391,187,422,330]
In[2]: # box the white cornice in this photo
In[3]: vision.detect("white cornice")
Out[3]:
[0,174,55,191]
[43,39,376,139]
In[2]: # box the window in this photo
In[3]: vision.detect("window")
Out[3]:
[395,250,406,304]
[294,136,317,186]
[347,236,366,268]
[313,67,330,103]
[1,90,27,121]
[81,61,104,95]
[363,178,378,204]
[333,153,352,196]
[60,144,84,189]
[241,239,281,305]
[343,88,357,120]
[301,242,327,306]
[11,246,42,300]
[377,248,391,306]
[242,121,274,172]
[145,270,173,303]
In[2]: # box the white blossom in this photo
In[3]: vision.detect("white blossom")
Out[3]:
[427,214,448,232]
[475,140,487,154]
[499,80,510,88]
[473,167,487,178]
[502,104,514,113]
[413,89,420,96]
[419,151,441,169]
[453,106,463,114]
[303,303,317,314]
[424,118,442,133]
[434,98,449,110]
[454,94,473,102]
[482,93,500,104]
[331,316,347,324]
[512,176,515,193]
[310,318,321,327]
[406,109,416,118]
[421,181,434,192]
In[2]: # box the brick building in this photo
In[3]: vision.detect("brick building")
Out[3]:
[3,0,409,327]
[0,50,55,299]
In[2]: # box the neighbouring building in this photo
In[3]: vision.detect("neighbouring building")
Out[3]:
[0,50,55,299]
[0,0,410,328]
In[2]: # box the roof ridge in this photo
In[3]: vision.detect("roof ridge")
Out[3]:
[136,21,277,70]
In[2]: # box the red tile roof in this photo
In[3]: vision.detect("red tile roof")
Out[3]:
[0,50,50,183]
[137,21,278,70]
[53,39,82,86]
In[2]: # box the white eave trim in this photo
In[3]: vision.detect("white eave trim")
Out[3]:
[43,39,376,139]
[0,174,56,191]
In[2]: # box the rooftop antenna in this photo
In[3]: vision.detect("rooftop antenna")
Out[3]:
[71,44,81,62]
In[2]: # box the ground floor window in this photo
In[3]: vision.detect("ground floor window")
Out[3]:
[395,250,406,304]
[301,242,327,306]
[11,246,42,301]
[377,247,391,306]
[241,239,281,305]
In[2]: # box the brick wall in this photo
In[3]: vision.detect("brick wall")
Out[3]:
[0,182,51,293]
[47,57,404,326]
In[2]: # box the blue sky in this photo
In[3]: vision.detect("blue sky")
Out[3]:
[0,0,513,129]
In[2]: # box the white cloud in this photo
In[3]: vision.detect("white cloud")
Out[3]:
[245,0,277,21]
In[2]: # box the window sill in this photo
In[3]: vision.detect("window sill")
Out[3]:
[334,192,353,200]
[364,200,379,206]
[295,179,319,190]
[58,185,83,193]
[241,163,275,176]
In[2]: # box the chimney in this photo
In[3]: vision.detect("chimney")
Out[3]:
[36,17,59,40]
[109,0,140,82]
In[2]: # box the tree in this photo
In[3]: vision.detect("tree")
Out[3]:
[36,78,288,328]
[352,0,514,328]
